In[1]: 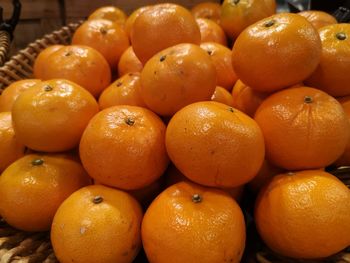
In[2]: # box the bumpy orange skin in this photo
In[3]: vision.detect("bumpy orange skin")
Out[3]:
[166,101,265,187]
[88,6,127,27]
[98,73,146,110]
[72,19,129,70]
[40,45,111,97]
[0,154,91,232]
[118,46,143,76]
[298,10,337,30]
[130,3,201,64]
[196,18,227,46]
[79,105,169,190]
[12,79,99,152]
[142,181,246,263]
[255,170,350,259]
[220,0,275,40]
[254,87,350,170]
[335,96,350,166]
[0,112,25,172]
[211,86,234,106]
[140,43,216,116]
[0,79,41,112]
[124,6,151,40]
[33,45,64,79]
[232,13,322,93]
[51,185,143,263]
[306,24,350,97]
[191,2,221,24]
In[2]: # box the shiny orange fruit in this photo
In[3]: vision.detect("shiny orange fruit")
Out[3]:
[298,10,337,30]
[211,86,234,106]
[335,96,350,166]
[196,18,227,45]
[191,2,221,24]
[88,6,127,27]
[118,46,143,76]
[124,6,151,40]
[33,45,64,79]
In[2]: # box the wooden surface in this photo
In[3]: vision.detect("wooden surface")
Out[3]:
[2,0,220,53]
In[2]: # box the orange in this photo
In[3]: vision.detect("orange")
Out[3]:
[255,170,350,259]
[140,43,216,116]
[191,2,221,24]
[51,185,142,263]
[231,80,268,117]
[166,101,265,187]
[232,13,322,93]
[0,154,90,231]
[211,86,234,106]
[335,96,350,166]
[98,72,146,110]
[88,6,127,27]
[196,18,227,45]
[33,45,64,79]
[72,19,129,70]
[0,79,40,112]
[118,46,143,76]
[220,0,275,40]
[124,6,151,40]
[12,79,99,152]
[298,10,337,30]
[254,86,350,170]
[142,181,246,263]
[0,112,25,172]
[305,24,350,97]
[40,45,111,97]
[79,105,169,190]
[130,3,201,64]
[200,42,237,90]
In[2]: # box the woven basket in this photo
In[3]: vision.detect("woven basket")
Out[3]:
[0,22,350,263]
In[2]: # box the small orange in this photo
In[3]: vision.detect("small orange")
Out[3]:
[211,86,234,106]
[298,10,337,30]
[196,18,227,45]
[130,3,201,64]
[255,170,350,259]
[72,19,129,70]
[0,112,25,172]
[79,105,169,190]
[0,154,91,231]
[118,46,143,76]
[142,181,246,263]
[191,2,221,24]
[12,79,99,152]
[40,45,111,97]
[98,72,146,110]
[265,0,277,14]
[88,6,127,27]
[254,86,350,170]
[231,80,268,117]
[0,79,40,112]
[124,6,151,40]
[51,185,142,263]
[305,24,350,97]
[33,45,64,79]
[232,13,322,93]
[335,96,350,166]
[140,43,216,116]
[200,42,238,90]
[220,0,275,39]
[166,101,265,187]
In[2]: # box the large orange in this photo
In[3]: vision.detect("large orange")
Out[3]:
[211,86,234,106]
[140,43,216,116]
[51,185,142,263]
[33,45,64,79]
[130,3,201,64]
[98,72,146,110]
[166,101,265,187]
[200,42,237,90]
[0,112,25,172]
[40,45,111,97]
[254,86,349,170]
[142,181,246,263]
[196,18,227,45]
[118,46,143,76]
[0,154,90,231]
[191,2,221,24]
[305,24,350,97]
[0,79,40,112]
[232,13,322,93]
[72,19,129,70]
[12,79,99,152]
[220,0,275,40]
[79,105,169,190]
[124,6,150,40]
[335,96,350,166]
[88,6,127,27]
[255,170,350,259]
[298,10,337,30]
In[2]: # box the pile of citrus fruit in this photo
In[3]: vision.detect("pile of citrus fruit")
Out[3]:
[0,1,350,262]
